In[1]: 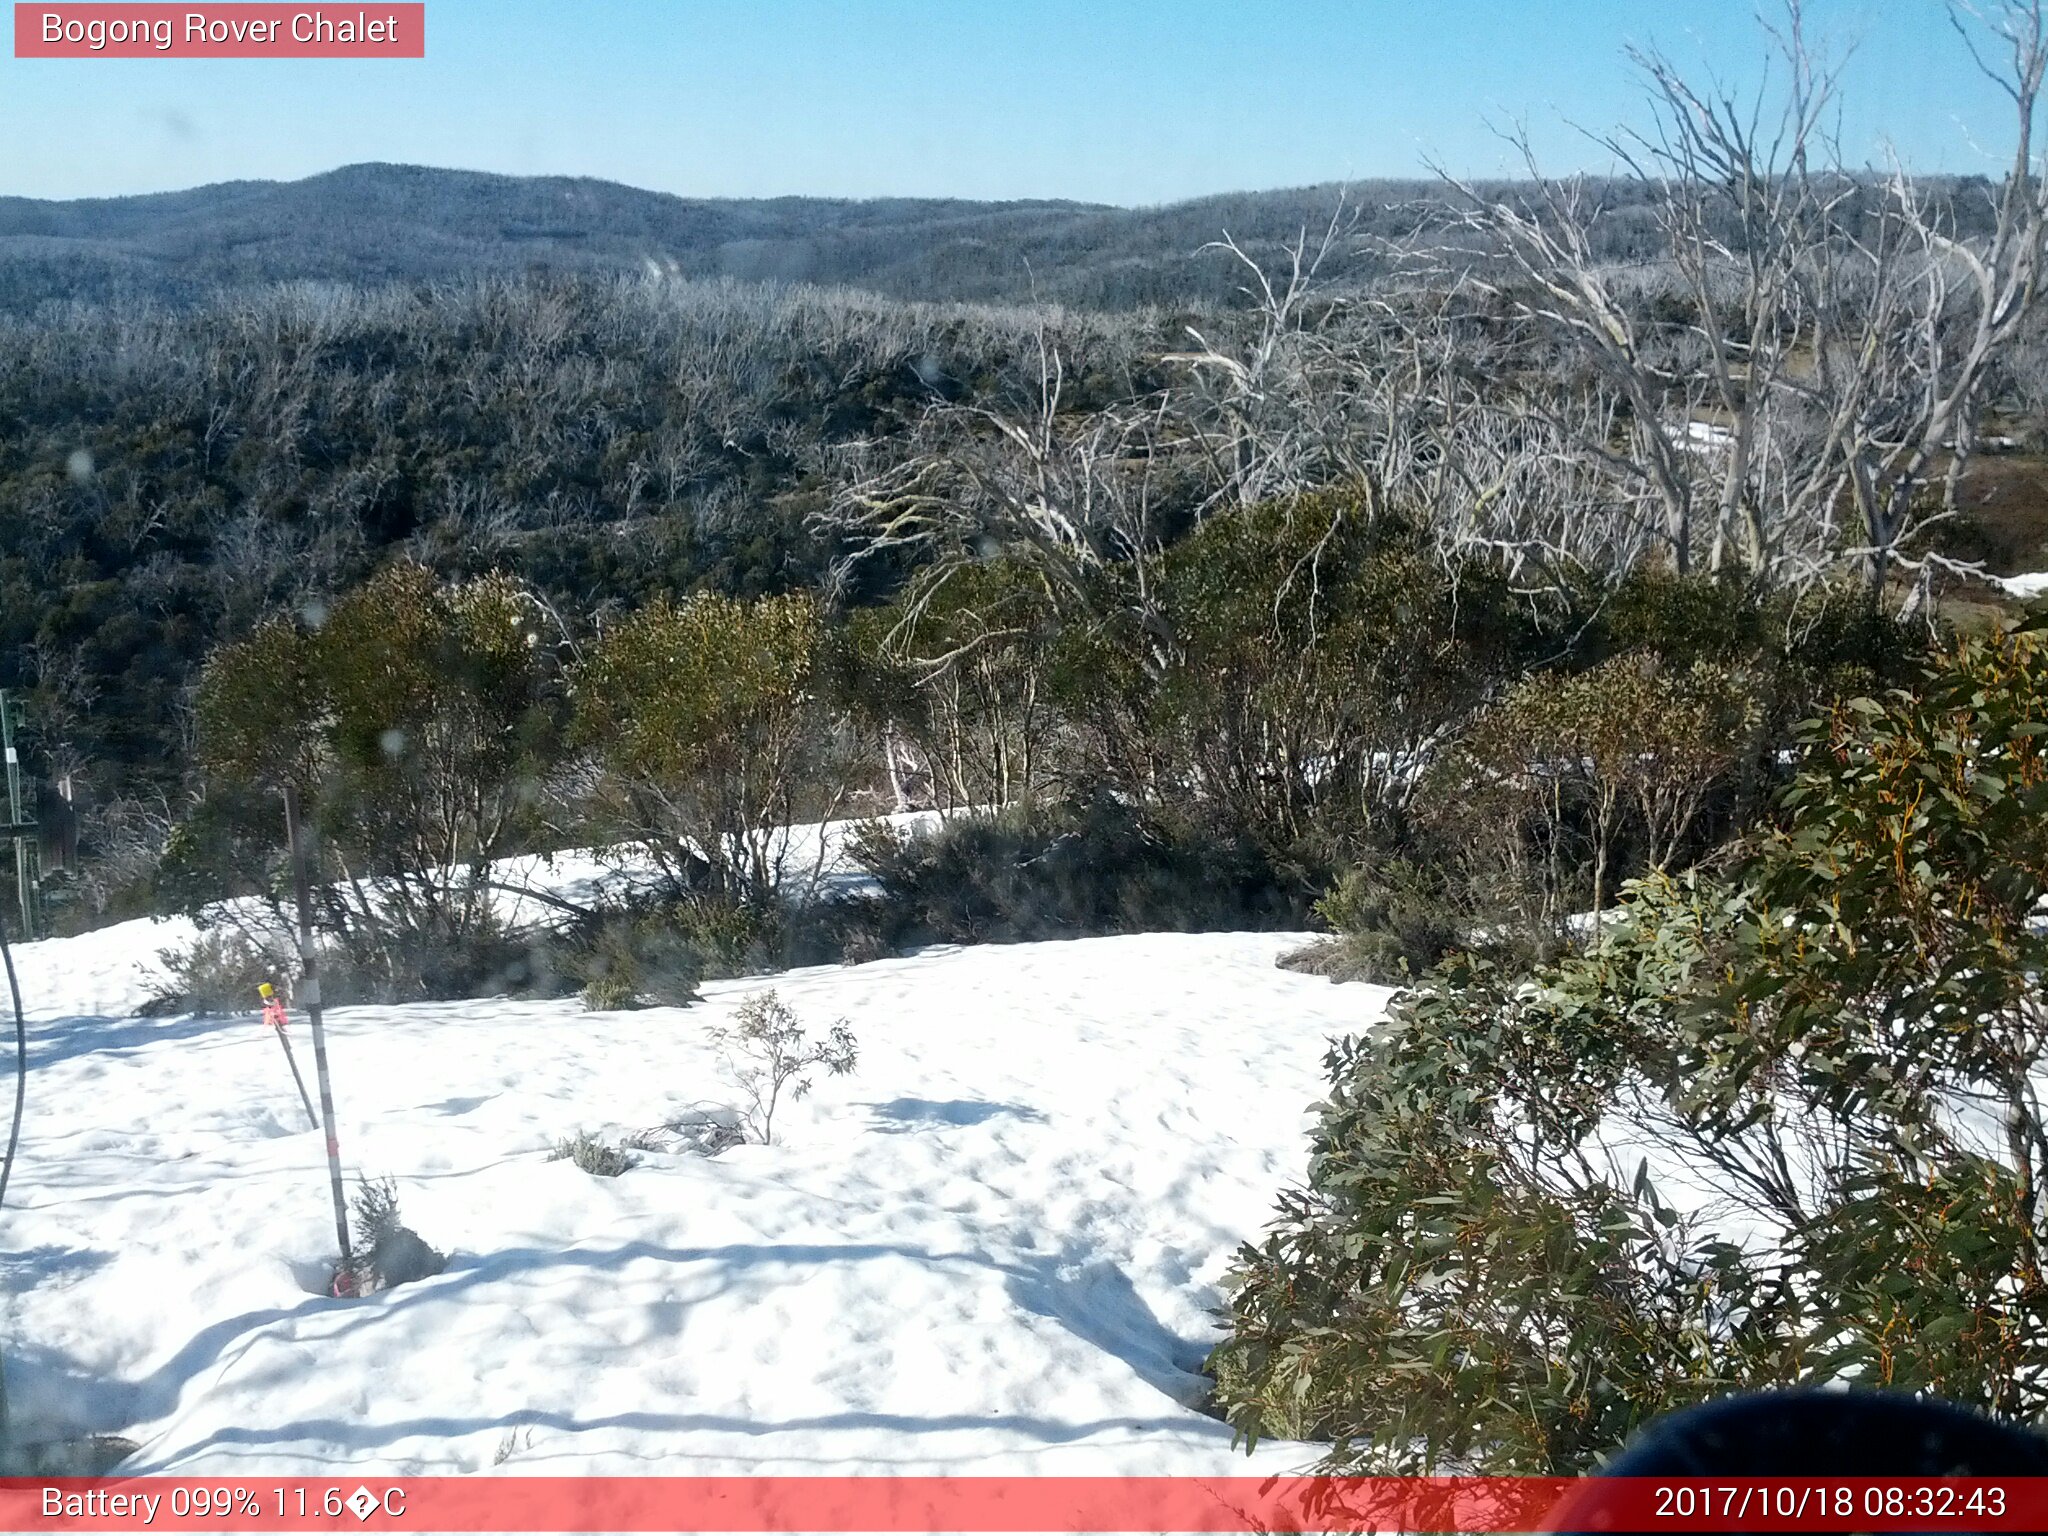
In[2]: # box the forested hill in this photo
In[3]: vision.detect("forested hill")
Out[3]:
[0,163,1434,312]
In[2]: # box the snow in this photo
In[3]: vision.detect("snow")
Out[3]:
[1995,570,2048,600]
[5,912,196,1020]
[101,810,954,974]
[1676,419,1734,454]
[489,809,954,927]
[2,914,1392,1477]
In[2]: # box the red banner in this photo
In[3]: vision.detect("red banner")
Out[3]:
[13,4,424,57]
[5,1476,2048,1532]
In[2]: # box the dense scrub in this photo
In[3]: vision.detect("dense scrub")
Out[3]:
[846,794,1316,948]
[0,275,1151,898]
[6,7,2038,1489]
[1209,619,2048,1471]
[150,491,1924,1002]
[11,215,2039,936]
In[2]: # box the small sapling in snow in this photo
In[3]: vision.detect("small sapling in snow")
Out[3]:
[709,989,857,1145]
[336,1175,446,1296]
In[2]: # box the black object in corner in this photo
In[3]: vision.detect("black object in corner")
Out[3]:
[1547,1390,2048,1535]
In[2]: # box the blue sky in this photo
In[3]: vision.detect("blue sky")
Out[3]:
[0,1,2024,205]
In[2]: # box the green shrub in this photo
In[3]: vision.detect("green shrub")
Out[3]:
[1210,937,1767,1472]
[1103,497,1540,860]
[833,913,895,966]
[553,902,707,1010]
[549,1130,636,1177]
[1285,858,1478,984]
[1210,617,2048,1472]
[187,563,560,1001]
[145,930,291,1016]
[578,972,637,1012]
[1421,653,1766,928]
[339,1175,445,1295]
[849,792,1317,948]
[319,919,561,1006]
[570,591,844,908]
[148,920,571,1014]
[671,899,778,979]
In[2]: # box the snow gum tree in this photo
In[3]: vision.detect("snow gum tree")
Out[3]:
[1427,654,1764,925]
[1210,616,2048,1471]
[189,562,557,995]
[570,592,841,910]
[849,556,1068,812]
[1437,0,2048,599]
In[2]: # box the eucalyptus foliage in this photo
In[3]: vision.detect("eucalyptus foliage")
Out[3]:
[189,562,555,996]
[1211,616,2048,1471]
[571,591,838,908]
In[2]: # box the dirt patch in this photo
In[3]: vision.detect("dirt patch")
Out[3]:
[1942,453,2048,576]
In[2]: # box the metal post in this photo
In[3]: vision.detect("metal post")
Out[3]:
[275,1029,320,1133]
[283,784,352,1271]
[0,695,33,941]
[9,847,26,948]
[0,695,21,822]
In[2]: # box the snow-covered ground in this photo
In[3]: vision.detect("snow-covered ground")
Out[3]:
[0,807,952,1017]
[488,809,956,928]
[1996,570,2048,600]
[3,912,1391,1476]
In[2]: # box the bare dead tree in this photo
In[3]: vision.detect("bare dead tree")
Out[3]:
[822,323,1178,666]
[1435,159,1711,576]
[822,1,2047,646]
[1830,0,2048,597]
[1431,0,2048,601]
[1161,208,1363,512]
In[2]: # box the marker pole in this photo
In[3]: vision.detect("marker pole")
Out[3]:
[263,994,320,1131]
[283,784,352,1275]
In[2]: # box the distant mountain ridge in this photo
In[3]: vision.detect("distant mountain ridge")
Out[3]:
[0,162,1413,312]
